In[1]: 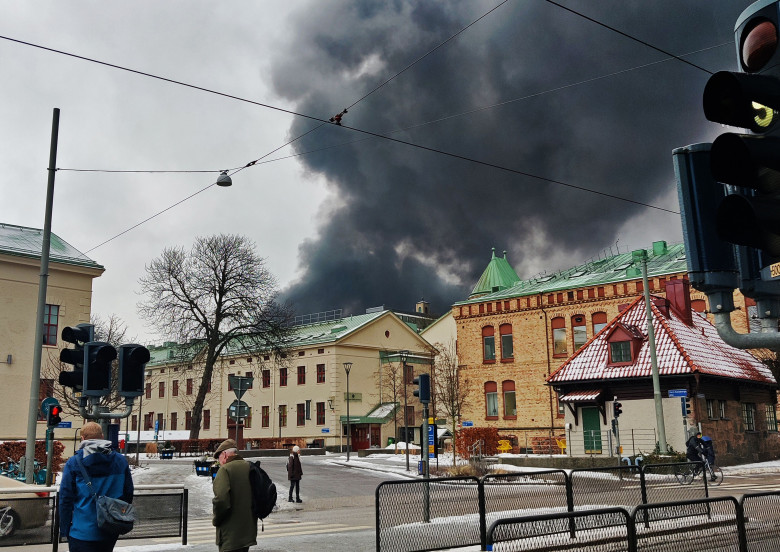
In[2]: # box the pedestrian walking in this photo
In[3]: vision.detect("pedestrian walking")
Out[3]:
[287,445,303,503]
[212,439,257,552]
[59,422,134,552]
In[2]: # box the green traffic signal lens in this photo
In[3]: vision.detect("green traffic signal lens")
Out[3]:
[742,20,778,73]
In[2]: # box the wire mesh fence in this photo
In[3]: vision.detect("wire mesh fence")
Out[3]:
[0,492,56,547]
[487,507,632,552]
[642,462,708,505]
[482,471,569,531]
[570,466,643,511]
[740,491,780,551]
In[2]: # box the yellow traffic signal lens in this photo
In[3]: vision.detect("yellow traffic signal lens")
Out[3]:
[742,20,777,72]
[752,101,777,129]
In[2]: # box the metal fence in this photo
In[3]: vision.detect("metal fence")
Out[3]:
[376,463,714,552]
[487,494,780,552]
[0,486,57,547]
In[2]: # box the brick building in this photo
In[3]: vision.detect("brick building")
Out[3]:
[452,241,755,449]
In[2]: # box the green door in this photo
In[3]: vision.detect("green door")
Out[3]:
[582,407,602,454]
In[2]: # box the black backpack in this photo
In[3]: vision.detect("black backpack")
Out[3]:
[248,461,277,527]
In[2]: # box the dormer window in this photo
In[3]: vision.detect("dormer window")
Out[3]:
[610,341,632,363]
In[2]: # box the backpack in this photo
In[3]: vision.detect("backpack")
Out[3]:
[248,460,276,528]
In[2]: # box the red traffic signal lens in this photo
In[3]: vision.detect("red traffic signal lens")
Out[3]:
[51,406,61,416]
[742,20,778,72]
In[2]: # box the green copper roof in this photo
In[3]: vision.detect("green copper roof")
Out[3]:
[469,248,520,298]
[456,241,687,305]
[0,223,103,270]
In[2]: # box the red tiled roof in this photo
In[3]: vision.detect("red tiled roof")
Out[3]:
[558,389,604,402]
[547,296,776,386]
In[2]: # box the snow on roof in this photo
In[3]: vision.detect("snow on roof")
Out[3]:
[548,295,776,386]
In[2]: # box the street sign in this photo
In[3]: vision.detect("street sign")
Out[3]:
[428,424,436,459]
[668,389,688,398]
[321,428,330,433]
[462,421,474,427]
[56,421,72,428]
[228,375,253,400]
[228,399,250,421]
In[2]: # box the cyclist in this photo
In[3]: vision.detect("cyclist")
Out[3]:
[686,431,704,475]
[701,436,717,481]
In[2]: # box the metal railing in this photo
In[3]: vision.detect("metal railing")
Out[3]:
[375,462,714,552]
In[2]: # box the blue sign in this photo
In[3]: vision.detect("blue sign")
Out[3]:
[321,428,330,433]
[56,421,72,428]
[462,421,474,427]
[428,425,435,459]
[668,389,688,398]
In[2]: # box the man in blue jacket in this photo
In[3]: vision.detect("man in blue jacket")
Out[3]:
[59,422,134,552]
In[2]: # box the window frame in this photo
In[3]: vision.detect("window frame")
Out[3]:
[485,381,498,419]
[262,406,270,428]
[502,380,516,419]
[280,367,288,387]
[297,366,306,385]
[482,326,496,363]
[317,363,326,383]
[262,369,271,388]
[572,315,587,351]
[766,403,778,432]
[499,324,513,361]
[42,304,60,346]
[742,402,757,431]
[609,340,632,364]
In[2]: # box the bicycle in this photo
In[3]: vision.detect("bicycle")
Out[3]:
[0,506,17,537]
[674,457,723,486]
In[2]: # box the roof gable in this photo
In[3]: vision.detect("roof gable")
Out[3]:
[0,223,103,270]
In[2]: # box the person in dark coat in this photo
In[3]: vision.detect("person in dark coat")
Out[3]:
[701,436,715,465]
[59,422,134,552]
[686,431,704,473]
[286,445,303,503]
[212,439,257,552]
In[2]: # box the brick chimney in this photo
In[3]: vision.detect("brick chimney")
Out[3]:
[665,278,693,325]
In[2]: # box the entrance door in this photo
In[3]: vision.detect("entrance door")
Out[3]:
[582,406,602,454]
[352,425,370,450]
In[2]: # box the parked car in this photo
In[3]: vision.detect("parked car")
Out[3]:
[0,475,50,537]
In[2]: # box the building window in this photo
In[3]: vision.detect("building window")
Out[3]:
[502,380,516,418]
[405,405,415,426]
[245,372,253,388]
[297,366,305,385]
[766,404,778,432]
[145,383,152,400]
[144,413,153,431]
[159,381,165,398]
[203,410,210,430]
[316,402,325,425]
[42,304,59,346]
[227,374,234,391]
[610,341,632,363]
[742,402,757,431]
[172,380,179,397]
[157,413,164,432]
[482,326,496,362]
[317,364,325,383]
[298,351,305,357]
[185,411,192,431]
[186,378,193,395]
[244,410,251,429]
[297,403,306,426]
[404,363,414,384]
[485,381,498,418]
[707,399,717,419]
[500,324,513,360]
[131,415,137,431]
[592,312,608,335]
[719,400,727,419]
[279,406,287,427]
[280,368,288,386]
[262,406,270,428]
[170,412,178,431]
[262,369,270,388]
[572,315,587,350]
[318,348,325,354]
[552,317,567,356]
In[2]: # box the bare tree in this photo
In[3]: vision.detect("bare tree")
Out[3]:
[432,339,467,464]
[44,314,135,416]
[138,234,294,439]
[377,353,404,453]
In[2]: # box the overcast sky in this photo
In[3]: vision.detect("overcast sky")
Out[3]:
[0,1,752,344]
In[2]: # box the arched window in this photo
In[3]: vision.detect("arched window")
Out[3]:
[499,324,513,360]
[572,315,587,350]
[551,317,567,356]
[592,312,608,335]
[502,380,516,418]
[482,326,496,362]
[485,381,498,418]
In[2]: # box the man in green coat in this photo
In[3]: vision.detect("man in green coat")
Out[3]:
[212,439,257,552]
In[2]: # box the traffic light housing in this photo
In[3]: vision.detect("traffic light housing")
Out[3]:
[47,403,62,427]
[412,373,430,403]
[613,401,623,418]
[701,2,780,293]
[118,344,150,398]
[82,341,117,397]
[684,397,692,416]
[58,324,94,391]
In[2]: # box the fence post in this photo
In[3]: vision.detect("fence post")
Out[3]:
[478,477,487,551]
[736,497,748,552]
[52,491,59,552]
[626,509,638,552]
[375,483,382,552]
[182,488,189,545]
[566,472,576,538]
[639,464,648,505]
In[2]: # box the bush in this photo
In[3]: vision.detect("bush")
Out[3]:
[144,442,158,455]
[455,427,500,456]
[0,440,65,473]
[637,442,686,464]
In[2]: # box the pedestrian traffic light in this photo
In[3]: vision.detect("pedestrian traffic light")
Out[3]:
[118,344,150,398]
[82,341,117,397]
[412,373,430,403]
[613,401,623,418]
[684,397,692,416]
[58,323,94,391]
[702,3,780,286]
[47,403,62,427]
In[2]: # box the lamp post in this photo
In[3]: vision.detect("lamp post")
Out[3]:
[343,362,353,461]
[400,350,410,471]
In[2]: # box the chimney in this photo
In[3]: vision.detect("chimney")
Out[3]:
[652,296,670,318]
[665,278,693,325]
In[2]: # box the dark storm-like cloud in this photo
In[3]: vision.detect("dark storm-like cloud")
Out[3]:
[269,0,748,316]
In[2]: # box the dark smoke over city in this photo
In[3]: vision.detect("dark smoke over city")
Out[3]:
[271,0,748,317]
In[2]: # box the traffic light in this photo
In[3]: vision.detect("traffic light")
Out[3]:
[684,397,692,416]
[412,373,430,403]
[47,403,62,427]
[118,344,150,398]
[82,341,117,397]
[702,3,780,290]
[613,401,623,418]
[58,323,94,391]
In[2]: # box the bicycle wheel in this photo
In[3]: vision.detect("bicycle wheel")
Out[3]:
[0,508,17,538]
[675,465,694,485]
[708,466,724,486]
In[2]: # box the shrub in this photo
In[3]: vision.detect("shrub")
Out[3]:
[0,440,65,473]
[455,427,500,456]
[145,442,158,455]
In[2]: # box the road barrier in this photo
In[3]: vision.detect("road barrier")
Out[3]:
[375,462,719,552]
